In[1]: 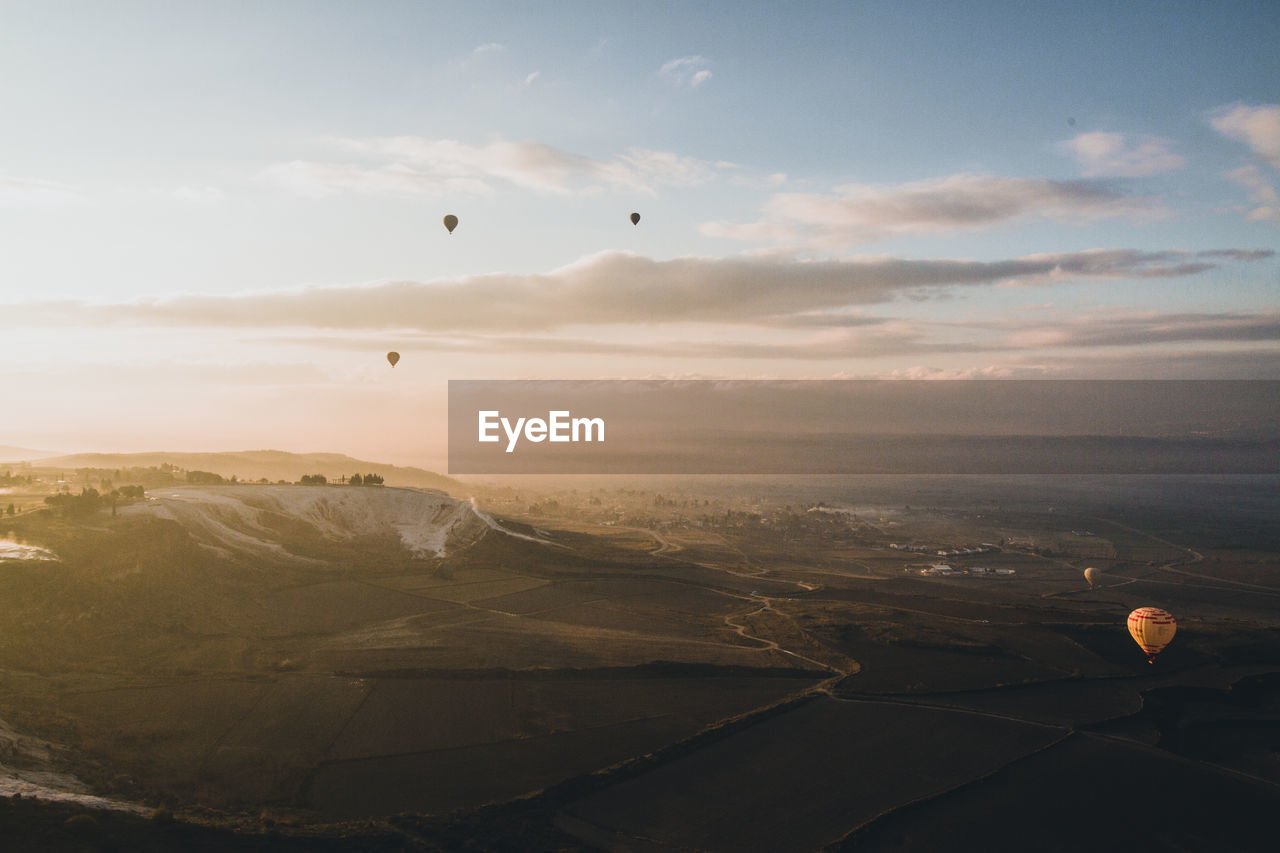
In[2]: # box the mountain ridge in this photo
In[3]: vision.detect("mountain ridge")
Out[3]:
[0,445,56,462]
[20,449,463,493]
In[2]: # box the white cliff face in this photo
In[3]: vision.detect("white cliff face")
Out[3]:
[0,539,57,561]
[0,718,147,814]
[122,485,488,561]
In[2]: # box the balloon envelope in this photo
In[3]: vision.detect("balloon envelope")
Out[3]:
[443,214,458,234]
[630,212,640,225]
[1127,607,1176,661]
[1084,567,1099,588]
[386,351,400,367]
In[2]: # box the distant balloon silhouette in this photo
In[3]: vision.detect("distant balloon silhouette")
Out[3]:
[630,212,641,225]
[443,214,458,234]
[386,352,400,367]
[1084,566,1099,589]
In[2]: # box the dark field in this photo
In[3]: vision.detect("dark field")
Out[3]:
[1,476,1278,851]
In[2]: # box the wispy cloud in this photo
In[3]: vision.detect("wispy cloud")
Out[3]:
[261,136,728,198]
[250,308,1280,370]
[1058,131,1185,177]
[701,174,1163,248]
[5,248,1267,334]
[1194,248,1273,260]
[660,55,712,88]
[259,160,492,198]
[888,350,1280,380]
[242,329,1280,378]
[171,185,226,203]
[0,173,84,208]
[616,148,724,187]
[1212,103,1280,168]
[523,71,541,87]
[885,365,1039,379]
[994,311,1280,349]
[1225,164,1280,224]
[473,42,506,55]
[1211,104,1280,224]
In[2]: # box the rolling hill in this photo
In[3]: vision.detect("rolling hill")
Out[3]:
[0,445,56,462]
[24,449,463,492]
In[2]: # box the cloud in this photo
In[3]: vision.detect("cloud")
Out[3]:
[1225,165,1280,224]
[0,173,84,208]
[4,360,333,387]
[888,350,1280,380]
[250,307,1279,369]
[617,148,722,187]
[884,365,1034,379]
[1058,132,1185,177]
[1194,248,1274,260]
[730,171,787,190]
[259,160,492,198]
[253,328,1280,378]
[1212,103,1280,168]
[660,56,712,88]
[5,248,1267,335]
[473,42,506,55]
[172,185,225,203]
[262,136,728,198]
[769,313,887,328]
[523,71,541,87]
[701,173,1162,248]
[997,311,1280,349]
[739,310,1280,358]
[256,325,974,361]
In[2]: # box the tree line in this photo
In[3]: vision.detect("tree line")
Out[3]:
[298,473,384,485]
[43,485,146,518]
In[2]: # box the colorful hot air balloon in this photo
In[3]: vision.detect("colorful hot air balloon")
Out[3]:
[630,212,640,225]
[1084,567,1099,589]
[386,351,400,367]
[1127,607,1176,663]
[443,214,458,234]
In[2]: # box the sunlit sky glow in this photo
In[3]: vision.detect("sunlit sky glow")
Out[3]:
[2,1,1277,467]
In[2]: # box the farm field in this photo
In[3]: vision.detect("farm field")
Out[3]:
[559,695,1066,852]
[306,674,813,817]
[838,729,1280,852]
[1,476,1278,851]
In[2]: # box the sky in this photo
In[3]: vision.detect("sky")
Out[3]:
[1,0,1277,467]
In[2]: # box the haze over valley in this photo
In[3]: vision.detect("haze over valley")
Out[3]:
[1,452,1277,850]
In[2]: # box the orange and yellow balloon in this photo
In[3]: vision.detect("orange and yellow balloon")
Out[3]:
[1084,567,1099,589]
[1127,607,1176,663]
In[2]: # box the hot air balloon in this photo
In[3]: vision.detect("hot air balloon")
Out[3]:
[630,212,640,226]
[1084,567,1099,589]
[1127,607,1176,663]
[443,214,458,234]
[386,351,400,367]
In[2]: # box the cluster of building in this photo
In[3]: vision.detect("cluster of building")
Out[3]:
[917,564,1016,577]
[890,543,999,556]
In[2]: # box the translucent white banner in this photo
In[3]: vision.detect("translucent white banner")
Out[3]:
[448,380,1279,475]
